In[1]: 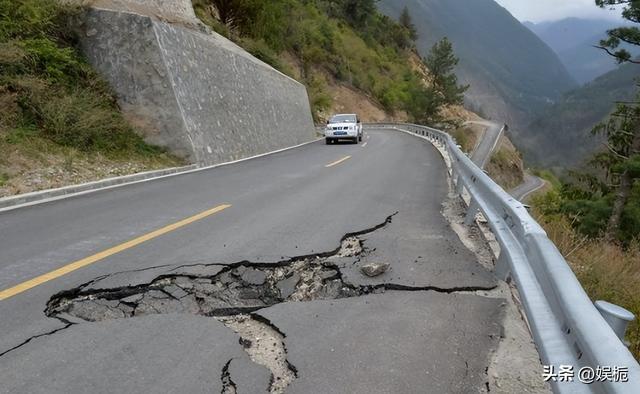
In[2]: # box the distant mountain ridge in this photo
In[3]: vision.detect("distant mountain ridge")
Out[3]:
[524,18,613,53]
[524,18,638,84]
[377,0,577,133]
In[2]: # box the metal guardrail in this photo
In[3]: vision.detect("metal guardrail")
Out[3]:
[366,123,639,393]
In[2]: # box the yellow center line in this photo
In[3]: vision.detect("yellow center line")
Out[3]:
[325,155,352,168]
[0,204,232,301]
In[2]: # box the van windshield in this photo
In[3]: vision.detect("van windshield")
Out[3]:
[330,115,357,123]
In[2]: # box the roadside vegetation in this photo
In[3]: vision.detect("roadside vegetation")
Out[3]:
[486,138,524,190]
[526,0,640,360]
[451,126,476,153]
[193,0,467,124]
[0,0,182,196]
[531,192,640,359]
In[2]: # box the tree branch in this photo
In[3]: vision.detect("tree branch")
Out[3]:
[593,45,640,63]
[603,142,630,160]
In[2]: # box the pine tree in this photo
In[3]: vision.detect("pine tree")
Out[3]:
[592,0,640,240]
[399,6,418,41]
[424,38,468,105]
[596,0,640,63]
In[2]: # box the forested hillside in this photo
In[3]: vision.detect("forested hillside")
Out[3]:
[526,62,640,167]
[377,0,577,127]
[192,0,466,124]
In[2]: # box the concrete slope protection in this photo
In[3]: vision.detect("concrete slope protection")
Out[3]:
[0,130,546,393]
[79,3,314,164]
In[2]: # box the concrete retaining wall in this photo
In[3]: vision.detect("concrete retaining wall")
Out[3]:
[78,6,315,164]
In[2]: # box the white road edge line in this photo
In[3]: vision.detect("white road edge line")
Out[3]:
[0,138,324,213]
[518,178,546,202]
[480,125,505,169]
[361,142,368,147]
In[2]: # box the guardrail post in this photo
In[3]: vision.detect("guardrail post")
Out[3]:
[455,175,465,195]
[595,300,636,345]
[494,251,510,280]
[465,199,479,226]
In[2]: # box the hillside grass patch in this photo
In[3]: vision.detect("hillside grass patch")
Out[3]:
[0,0,180,159]
[192,0,435,122]
[531,203,640,360]
[486,139,524,190]
[451,126,477,153]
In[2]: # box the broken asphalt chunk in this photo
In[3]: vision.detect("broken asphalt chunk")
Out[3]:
[360,262,390,277]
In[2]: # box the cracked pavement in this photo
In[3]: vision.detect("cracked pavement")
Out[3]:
[0,129,545,393]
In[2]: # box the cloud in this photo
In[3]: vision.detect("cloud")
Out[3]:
[494,0,625,22]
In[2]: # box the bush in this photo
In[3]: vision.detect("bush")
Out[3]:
[195,0,437,120]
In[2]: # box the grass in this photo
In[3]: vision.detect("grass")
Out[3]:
[531,196,640,360]
[450,126,476,153]
[1,0,180,159]
[0,0,183,196]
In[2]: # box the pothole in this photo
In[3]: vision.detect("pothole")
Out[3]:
[41,212,497,393]
[45,238,371,394]
[330,236,362,258]
[218,315,296,394]
[46,256,364,322]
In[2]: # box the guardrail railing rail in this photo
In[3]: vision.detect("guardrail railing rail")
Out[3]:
[365,123,639,394]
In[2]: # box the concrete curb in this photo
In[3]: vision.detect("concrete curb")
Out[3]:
[0,138,323,213]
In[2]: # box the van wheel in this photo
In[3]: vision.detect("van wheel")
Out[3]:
[326,138,331,145]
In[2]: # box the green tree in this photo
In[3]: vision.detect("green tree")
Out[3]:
[595,0,640,63]
[208,0,266,33]
[591,0,640,240]
[340,0,378,27]
[407,85,444,125]
[399,6,418,41]
[592,95,640,240]
[424,38,468,105]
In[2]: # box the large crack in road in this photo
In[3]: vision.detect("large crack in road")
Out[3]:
[7,213,498,393]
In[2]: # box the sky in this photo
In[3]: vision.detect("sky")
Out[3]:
[494,0,625,23]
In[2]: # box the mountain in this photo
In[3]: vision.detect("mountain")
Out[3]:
[525,18,613,53]
[525,62,640,167]
[377,0,577,129]
[524,18,638,84]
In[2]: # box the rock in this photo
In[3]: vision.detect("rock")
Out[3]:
[239,288,263,300]
[276,273,301,299]
[121,294,144,304]
[241,268,267,285]
[319,269,339,280]
[360,263,390,277]
[164,284,188,299]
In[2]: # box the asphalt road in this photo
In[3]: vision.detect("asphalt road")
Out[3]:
[0,129,504,393]
[510,173,546,202]
[467,121,504,169]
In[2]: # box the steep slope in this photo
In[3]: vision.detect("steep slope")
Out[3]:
[526,62,640,167]
[378,0,577,128]
[525,18,638,84]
